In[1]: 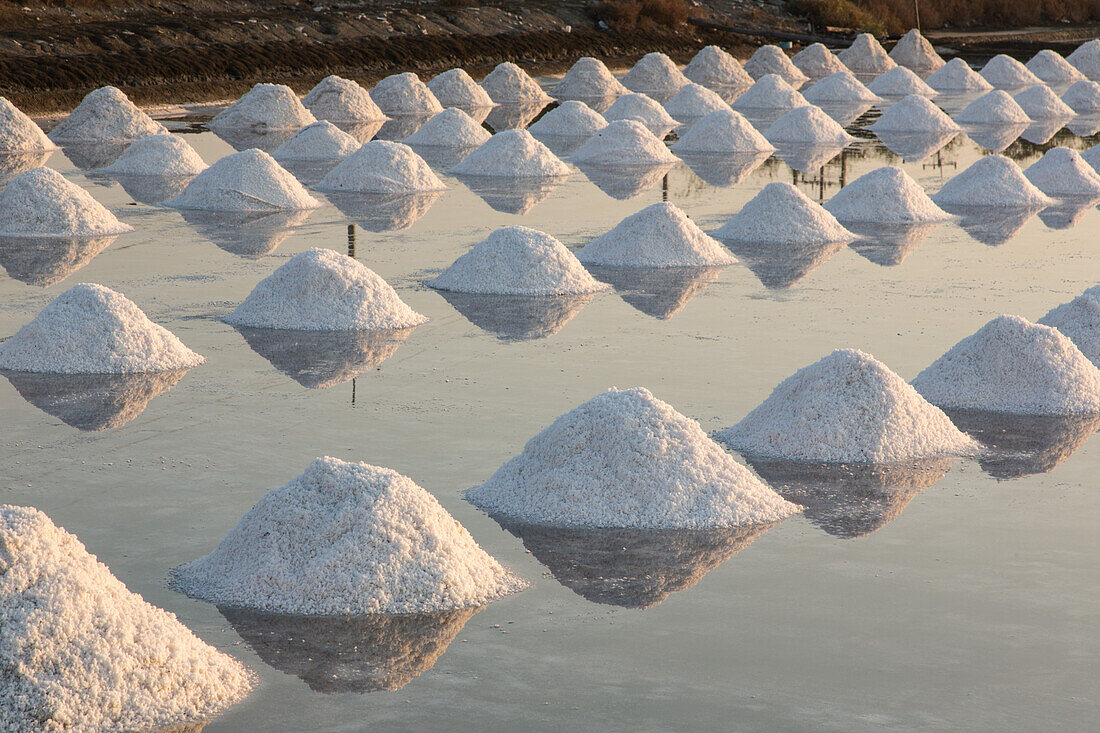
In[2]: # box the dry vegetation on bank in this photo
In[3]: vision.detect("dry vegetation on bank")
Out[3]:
[788,0,1100,35]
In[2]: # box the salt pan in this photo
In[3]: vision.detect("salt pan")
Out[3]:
[552,58,629,101]
[621,52,690,96]
[602,93,679,136]
[1023,147,1100,196]
[570,119,679,165]
[888,29,945,71]
[868,94,960,133]
[449,129,569,178]
[825,166,951,223]
[167,149,321,211]
[801,71,881,104]
[838,33,897,74]
[101,133,206,176]
[302,75,388,123]
[980,54,1043,89]
[1014,84,1076,120]
[0,167,132,238]
[671,108,775,153]
[1061,80,1100,113]
[1067,39,1100,80]
[272,120,361,162]
[932,154,1053,207]
[0,97,56,152]
[713,181,853,244]
[763,105,856,145]
[924,58,993,92]
[731,74,810,111]
[576,202,736,268]
[664,83,731,121]
[47,86,166,143]
[792,44,849,80]
[371,73,445,116]
[744,45,809,85]
[317,141,445,194]
[1026,49,1086,84]
[209,83,315,131]
[427,68,496,109]
[1038,286,1100,366]
[867,66,937,97]
[684,45,753,88]
[955,89,1032,125]
[527,101,608,138]
[480,62,552,105]
[403,108,491,148]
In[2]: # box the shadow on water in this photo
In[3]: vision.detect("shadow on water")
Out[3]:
[1038,196,1100,230]
[961,123,1028,154]
[484,101,547,132]
[1020,119,1070,146]
[59,142,128,170]
[585,265,724,320]
[0,235,117,286]
[936,204,1040,247]
[678,151,771,188]
[327,191,441,232]
[573,162,675,200]
[179,209,313,257]
[844,222,940,266]
[872,130,959,163]
[943,409,1100,480]
[210,127,297,153]
[434,291,594,341]
[0,150,53,185]
[107,174,194,205]
[772,143,847,174]
[719,238,847,289]
[450,174,565,215]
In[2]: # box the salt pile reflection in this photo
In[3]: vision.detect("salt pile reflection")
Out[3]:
[845,222,939,266]
[943,409,1100,479]
[328,191,441,232]
[0,151,53,186]
[573,162,675,200]
[179,209,313,257]
[0,235,116,286]
[436,291,593,341]
[937,204,1040,247]
[585,265,723,319]
[211,127,296,153]
[678,151,770,188]
[451,174,563,215]
[722,238,846,289]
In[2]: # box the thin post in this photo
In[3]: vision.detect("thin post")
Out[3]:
[347,224,356,257]
[914,0,920,30]
[662,172,669,202]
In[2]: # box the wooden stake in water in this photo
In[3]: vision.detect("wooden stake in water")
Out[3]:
[347,224,356,258]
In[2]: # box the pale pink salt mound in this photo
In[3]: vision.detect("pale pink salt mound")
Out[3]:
[427,68,497,109]
[551,57,629,101]
[576,202,737,268]
[570,119,679,165]
[480,62,553,105]
[166,149,321,211]
[1061,80,1100,113]
[867,66,936,97]
[1014,85,1076,120]
[1067,39,1100,80]
[932,154,1053,207]
[527,101,608,138]
[979,54,1043,89]
[713,181,853,244]
[1038,285,1100,367]
[801,71,881,104]
[763,105,856,145]
[792,43,849,80]
[888,29,945,72]
[209,83,316,131]
[102,133,207,176]
[621,52,690,96]
[683,45,753,88]
[0,167,133,236]
[824,166,951,223]
[0,97,57,152]
[744,45,809,86]
[302,75,388,122]
[403,107,492,148]
[868,94,960,133]
[955,90,1032,125]
[48,86,167,143]
[731,74,810,111]
[837,33,897,75]
[671,108,775,153]
[925,58,993,93]
[1023,147,1100,196]
[448,129,569,178]
[316,140,445,194]
[1026,50,1086,84]
[272,121,361,162]
[371,72,445,116]
[664,83,732,121]
[603,93,679,136]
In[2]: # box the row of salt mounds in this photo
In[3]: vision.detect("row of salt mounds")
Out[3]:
[404,108,491,149]
[48,87,166,143]
[744,45,809,86]
[671,108,775,153]
[166,149,321,211]
[932,155,1053,207]
[684,45,753,88]
[621,52,690,97]
[602,93,679,136]
[480,62,553,106]
[0,506,253,732]
[0,168,133,236]
[571,120,678,165]
[317,141,445,194]
[209,83,315,131]
[792,43,849,80]
[912,315,1100,414]
[664,83,731,122]
[868,95,960,133]
[429,226,606,296]
[979,54,1042,89]
[0,283,204,373]
[1067,39,1100,80]
[1014,85,1076,120]
[837,33,897,75]
[576,202,737,268]
[824,166,952,223]
[226,248,427,330]
[0,97,57,152]
[371,73,444,116]
[1023,147,1100,196]
[1026,50,1086,84]
[552,57,629,101]
[272,121,361,162]
[868,66,937,97]
[731,74,810,111]
[717,349,976,463]
[955,89,1032,125]
[467,387,802,529]
[171,456,527,615]
[713,182,853,244]
[1061,80,1100,113]
[1038,285,1100,367]
[925,58,994,92]
[302,75,388,123]
[763,105,856,145]
[103,133,207,175]
[801,71,881,104]
[889,29,945,72]
[528,101,607,138]
[449,130,569,178]
[427,68,496,109]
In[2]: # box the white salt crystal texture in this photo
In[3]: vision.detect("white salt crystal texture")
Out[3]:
[621,52,690,96]
[1061,80,1100,113]
[602,93,679,136]
[0,283,204,373]
[166,148,321,211]
[1023,147,1100,196]
[102,133,207,175]
[467,387,802,529]
[979,54,1043,89]
[837,33,897,74]
[867,66,937,97]
[671,108,775,153]
[713,181,853,244]
[302,75,388,122]
[576,202,737,268]
[1067,39,1100,79]
[371,72,445,116]
[664,83,732,121]
[209,83,316,131]
[717,348,977,463]
[172,456,527,615]
[868,94,961,133]
[527,101,608,138]
[272,121,361,162]
[932,154,1053,207]
[570,119,679,165]
[316,141,445,194]
[1026,49,1086,83]
[955,89,1031,125]
[0,167,133,237]
[1014,84,1076,120]
[888,29,945,71]
[449,129,569,178]
[0,506,253,732]
[480,62,553,105]
[912,314,1100,414]
[552,57,629,100]
[403,108,491,148]
[0,97,57,152]
[764,105,856,145]
[427,68,497,109]
[684,45,753,88]
[825,166,952,223]
[429,226,607,295]
[801,71,881,104]
[731,74,810,111]
[792,43,849,80]
[1038,286,1100,367]
[744,45,810,85]
[924,57,994,92]
[48,86,167,143]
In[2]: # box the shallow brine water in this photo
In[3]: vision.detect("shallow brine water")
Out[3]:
[3,82,1100,731]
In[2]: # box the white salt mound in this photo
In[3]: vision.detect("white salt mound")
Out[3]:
[527,101,608,138]
[837,33,897,74]
[603,93,679,134]
[912,314,1100,414]
[404,107,491,148]
[1067,39,1100,80]
[671,108,775,153]
[1014,84,1076,120]
[825,166,952,223]
[316,141,445,194]
[576,202,737,268]
[209,83,315,131]
[1038,286,1100,367]
[955,89,1032,125]
[47,86,167,143]
[172,456,527,615]
[925,57,994,92]
[621,52,690,96]
[0,506,252,732]
[427,68,496,109]
[166,149,321,211]
[1084,141,1100,171]
[0,97,56,152]
[0,283,204,373]
[552,57,629,100]
[1023,147,1100,196]
[889,29,946,71]
[1061,80,1100,113]
[480,62,552,105]
[792,43,849,80]
[664,83,731,121]
[272,121,361,162]
[980,54,1043,89]
[371,72,445,116]
[102,133,207,176]
[0,167,133,237]
[713,181,853,244]
[868,94,961,133]
[302,75,388,123]
[801,71,881,104]
[429,226,607,296]
[226,248,427,330]
[1026,49,1086,83]
[684,45,753,88]
[764,105,855,145]
[932,154,1053,207]
[718,349,976,463]
[449,129,569,178]
[467,387,802,529]
[744,45,809,85]
[570,119,679,165]
[867,66,937,97]
[731,74,810,111]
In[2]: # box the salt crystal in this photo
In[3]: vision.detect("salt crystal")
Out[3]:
[272,120,360,162]
[955,89,1032,125]
[744,45,809,85]
[209,83,315,131]
[427,68,496,109]
[888,29,946,71]
[924,57,994,92]
[570,119,679,165]
[1014,84,1076,120]
[47,86,166,143]
[731,74,810,111]
[371,72,444,116]
[825,166,952,223]
[403,108,491,148]
[449,129,569,178]
[167,149,321,210]
[621,52,690,96]
[932,154,1054,207]
[602,93,679,136]
[684,45,753,88]
[980,54,1043,89]
[1023,147,1100,196]
[552,57,629,101]
[576,202,737,268]
[713,181,853,244]
[801,71,881,104]
[480,62,552,105]
[1026,49,1086,83]
[868,94,961,133]
[764,105,856,145]
[527,101,608,138]
[0,167,133,237]
[671,108,775,153]
[837,33,897,75]
[1067,39,1100,80]
[316,140,445,194]
[1061,80,1100,113]
[0,97,56,152]
[792,43,849,80]
[302,75,388,123]
[664,83,732,121]
[867,66,937,97]
[102,133,206,176]
[1038,286,1100,367]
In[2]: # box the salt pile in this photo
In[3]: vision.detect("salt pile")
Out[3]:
[621,52,690,96]
[868,94,961,133]
[208,83,315,131]
[0,167,132,238]
[449,129,569,178]
[317,141,445,194]
[166,149,320,211]
[763,105,856,145]
[867,66,937,97]
[925,58,994,92]
[171,456,527,615]
[427,68,496,109]
[1068,39,1100,80]
[1014,84,1076,120]
[467,387,802,529]
[101,133,206,176]
[404,108,491,148]
[802,71,881,104]
[1061,80,1100,113]
[47,86,166,143]
[1026,50,1086,84]
[480,62,552,105]
[602,93,679,135]
[302,75,388,123]
[717,349,976,463]
[1084,142,1100,171]
[713,182,853,243]
[792,43,849,80]
[671,108,775,153]
[888,29,946,71]
[955,89,1032,125]
[912,315,1100,414]
[683,45,753,88]
[837,33,897,75]
[0,506,252,731]
[527,101,608,138]
[932,155,1053,207]
[552,57,629,100]
[272,121,361,162]
[731,74,810,111]
[0,283,204,373]
[570,119,679,165]
[371,72,445,116]
[576,202,736,268]
[980,54,1043,89]
[744,45,809,85]
[664,83,731,121]
[1023,147,1100,196]
[1038,286,1100,366]
[0,97,56,152]
[429,226,607,296]
[824,166,951,223]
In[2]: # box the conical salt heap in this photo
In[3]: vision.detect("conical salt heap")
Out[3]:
[528,101,608,138]
[889,29,946,71]
[209,83,315,131]
[302,75,388,123]
[0,97,56,152]
[467,387,802,529]
[925,57,994,92]
[0,168,133,237]
[802,71,881,104]
[744,45,809,85]
[764,105,856,145]
[956,89,1032,125]
[480,62,552,105]
[837,33,897,75]
[1026,49,1086,84]
[576,202,737,268]
[869,94,961,133]
[603,93,679,136]
[1061,80,1100,113]
[713,182,853,244]
[171,456,527,615]
[1038,286,1100,367]
[825,166,952,223]
[731,74,810,111]
[571,119,679,165]
[404,108,491,148]
[552,57,629,101]
[0,283,204,373]
[717,349,977,463]
[47,86,167,143]
[672,108,775,153]
[0,506,253,731]
[226,248,427,331]
[1086,141,1100,171]
[979,54,1043,89]
[792,43,849,80]
[449,129,569,178]
[664,83,731,121]
[272,121,361,162]
[912,314,1100,414]
[430,226,607,296]
[932,155,1053,207]
[102,133,207,176]
[166,149,321,211]
[427,68,496,109]
[371,72,444,116]
[1067,39,1100,80]
[621,52,690,96]
[868,66,937,97]
[683,45,753,88]
[1014,85,1076,120]
[1023,147,1100,196]
[317,141,445,194]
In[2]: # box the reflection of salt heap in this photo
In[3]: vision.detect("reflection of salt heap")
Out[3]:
[925,58,993,92]
[713,181,854,244]
[3,370,188,430]
[867,66,937,97]
[571,119,679,165]
[1061,80,1100,113]
[480,62,552,105]
[0,506,253,731]
[302,75,387,123]
[621,52,690,96]
[671,108,775,153]
[0,97,56,152]
[1014,84,1076,120]
[426,68,496,109]
[837,33,897,75]
[47,86,166,143]
[227,248,428,330]
[0,283,204,373]
[371,72,444,116]
[979,54,1042,89]
[802,71,880,104]
[744,45,809,85]
[1067,39,1100,80]
[731,74,810,111]
[955,89,1031,125]
[764,105,856,145]
[718,349,977,462]
[825,166,951,223]
[166,149,321,210]
[272,121,361,162]
[664,83,731,121]
[0,168,133,237]
[449,129,569,177]
[552,57,628,100]
[684,45,753,88]
[1026,50,1086,84]
[1023,147,1100,196]
[527,101,607,138]
[172,457,527,614]
[317,141,445,193]
[0,235,114,287]
[888,28,945,71]
[932,154,1053,207]
[209,83,315,131]
[868,94,961,133]
[913,315,1100,414]
[468,387,802,528]
[430,226,607,295]
[102,133,206,175]
[792,43,849,80]
[602,93,679,136]
[404,108,491,148]
[577,202,736,267]
[1039,286,1100,366]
